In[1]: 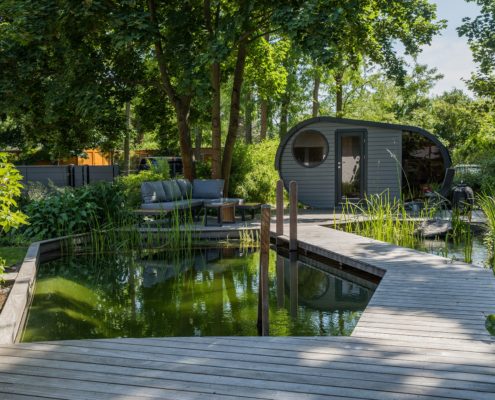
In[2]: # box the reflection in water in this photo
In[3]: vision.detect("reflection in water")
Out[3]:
[22,248,376,342]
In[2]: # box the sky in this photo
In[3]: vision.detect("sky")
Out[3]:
[414,0,481,95]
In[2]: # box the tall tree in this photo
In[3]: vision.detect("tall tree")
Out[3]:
[312,67,322,118]
[204,0,223,178]
[147,0,207,180]
[458,0,495,101]
[0,0,143,160]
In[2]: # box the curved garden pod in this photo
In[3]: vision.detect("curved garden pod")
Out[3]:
[275,117,451,208]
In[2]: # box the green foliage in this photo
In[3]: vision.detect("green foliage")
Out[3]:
[431,90,479,151]
[486,314,495,336]
[0,246,28,267]
[459,158,495,195]
[339,193,434,249]
[0,153,28,233]
[116,168,170,209]
[21,182,126,240]
[478,194,495,268]
[23,189,96,240]
[0,153,28,277]
[458,0,495,102]
[0,0,144,158]
[229,140,279,203]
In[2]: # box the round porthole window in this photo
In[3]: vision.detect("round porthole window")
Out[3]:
[292,130,328,167]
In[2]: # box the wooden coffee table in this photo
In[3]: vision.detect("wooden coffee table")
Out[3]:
[205,201,236,226]
[236,202,262,221]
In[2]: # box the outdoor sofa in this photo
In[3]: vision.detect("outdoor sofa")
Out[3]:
[139,179,243,215]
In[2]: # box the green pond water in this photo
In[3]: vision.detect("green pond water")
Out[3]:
[21,248,377,342]
[420,235,492,268]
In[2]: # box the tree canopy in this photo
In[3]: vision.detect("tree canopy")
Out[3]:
[2,0,493,193]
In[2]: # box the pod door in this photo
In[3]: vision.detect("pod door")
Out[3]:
[336,130,366,203]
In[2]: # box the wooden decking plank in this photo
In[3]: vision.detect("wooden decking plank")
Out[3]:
[84,336,495,367]
[1,355,494,400]
[2,346,495,393]
[351,326,491,341]
[0,392,56,400]
[104,335,495,359]
[9,339,495,375]
[0,382,195,400]
[0,372,272,400]
[0,366,340,400]
[8,339,495,379]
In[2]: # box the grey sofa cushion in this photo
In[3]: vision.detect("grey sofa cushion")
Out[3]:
[175,179,192,198]
[192,179,224,199]
[170,180,183,200]
[140,199,203,211]
[162,181,182,201]
[141,181,167,203]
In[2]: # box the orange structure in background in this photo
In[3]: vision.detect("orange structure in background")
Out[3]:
[72,149,112,166]
[43,149,112,166]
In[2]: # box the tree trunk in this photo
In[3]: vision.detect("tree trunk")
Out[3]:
[335,71,344,117]
[148,0,195,180]
[259,33,270,140]
[194,126,202,162]
[260,100,268,140]
[222,39,248,195]
[211,62,222,178]
[312,72,320,118]
[176,104,195,181]
[279,92,289,138]
[123,101,131,176]
[245,89,253,144]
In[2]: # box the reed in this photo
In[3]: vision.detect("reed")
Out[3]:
[238,227,260,252]
[81,203,198,257]
[449,208,473,264]
[338,192,479,264]
[477,194,495,268]
[340,192,435,249]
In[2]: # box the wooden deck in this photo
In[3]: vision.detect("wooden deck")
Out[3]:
[0,223,494,399]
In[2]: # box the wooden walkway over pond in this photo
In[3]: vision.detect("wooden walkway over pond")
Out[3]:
[0,224,494,399]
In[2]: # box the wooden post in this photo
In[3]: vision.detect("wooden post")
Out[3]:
[276,254,285,309]
[258,204,270,336]
[276,180,284,236]
[289,180,298,251]
[289,252,298,318]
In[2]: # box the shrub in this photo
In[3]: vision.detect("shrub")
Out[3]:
[116,168,170,209]
[0,153,28,233]
[23,187,97,239]
[454,170,482,191]
[21,182,127,240]
[454,158,495,195]
[229,139,280,204]
[480,158,495,195]
[0,153,28,276]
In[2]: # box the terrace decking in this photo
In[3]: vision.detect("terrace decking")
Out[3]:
[0,223,494,399]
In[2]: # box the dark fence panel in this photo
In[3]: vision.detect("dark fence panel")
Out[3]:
[18,166,71,187]
[87,165,119,184]
[17,165,119,188]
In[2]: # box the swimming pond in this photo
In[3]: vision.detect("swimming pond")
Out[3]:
[21,248,377,342]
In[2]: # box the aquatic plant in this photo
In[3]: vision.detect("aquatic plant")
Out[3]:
[338,192,435,249]
[448,208,473,264]
[477,194,495,268]
[336,191,481,265]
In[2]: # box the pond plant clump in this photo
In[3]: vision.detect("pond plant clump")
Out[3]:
[477,194,495,268]
[337,191,493,268]
[337,192,435,249]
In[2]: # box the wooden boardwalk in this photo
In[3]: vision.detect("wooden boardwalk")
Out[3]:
[0,225,494,399]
